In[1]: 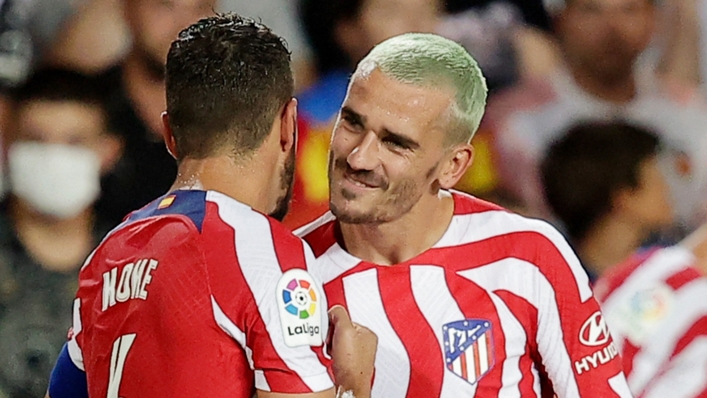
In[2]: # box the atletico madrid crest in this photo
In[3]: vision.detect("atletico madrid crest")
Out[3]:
[443,319,494,385]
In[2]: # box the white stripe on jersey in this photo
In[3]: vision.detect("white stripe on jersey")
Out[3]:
[627,278,707,393]
[68,298,85,370]
[642,337,707,398]
[208,191,331,392]
[487,294,537,397]
[459,258,581,398]
[343,269,411,398]
[294,211,336,237]
[210,297,256,370]
[608,372,633,397]
[309,242,362,285]
[409,266,478,397]
[435,210,592,303]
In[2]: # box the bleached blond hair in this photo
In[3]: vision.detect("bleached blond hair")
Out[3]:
[355,33,488,144]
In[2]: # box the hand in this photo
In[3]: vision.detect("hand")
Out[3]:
[328,305,377,398]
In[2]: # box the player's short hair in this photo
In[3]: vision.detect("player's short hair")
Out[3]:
[541,121,660,243]
[356,33,488,145]
[166,14,294,160]
[11,68,106,110]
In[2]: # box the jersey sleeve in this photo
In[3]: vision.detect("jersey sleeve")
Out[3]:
[638,335,707,398]
[532,223,632,398]
[47,343,88,398]
[204,202,334,394]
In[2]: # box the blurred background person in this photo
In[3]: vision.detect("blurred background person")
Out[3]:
[0,68,120,398]
[595,223,707,397]
[541,122,674,282]
[93,0,214,227]
[487,0,707,234]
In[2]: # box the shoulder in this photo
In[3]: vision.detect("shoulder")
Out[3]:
[449,190,568,247]
[447,191,592,299]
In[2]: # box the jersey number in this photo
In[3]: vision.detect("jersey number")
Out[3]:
[107,333,136,398]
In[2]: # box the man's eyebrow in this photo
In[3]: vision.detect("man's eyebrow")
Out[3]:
[381,128,420,150]
[341,106,365,125]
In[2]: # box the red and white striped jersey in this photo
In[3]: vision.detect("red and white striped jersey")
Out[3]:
[297,191,631,398]
[595,246,707,398]
[67,190,333,397]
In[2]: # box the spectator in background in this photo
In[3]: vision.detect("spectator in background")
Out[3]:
[95,0,213,227]
[0,69,120,398]
[216,0,315,90]
[595,221,707,397]
[488,0,707,232]
[541,122,673,282]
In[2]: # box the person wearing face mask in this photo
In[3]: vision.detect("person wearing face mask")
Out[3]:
[0,68,121,398]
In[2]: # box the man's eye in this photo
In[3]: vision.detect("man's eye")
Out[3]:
[343,116,363,130]
[383,138,407,150]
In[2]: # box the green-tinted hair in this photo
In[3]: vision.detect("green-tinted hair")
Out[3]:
[355,33,488,144]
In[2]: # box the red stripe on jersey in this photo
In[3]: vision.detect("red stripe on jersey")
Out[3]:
[496,290,541,398]
[203,204,311,393]
[672,315,707,359]
[596,249,660,301]
[620,339,640,377]
[445,272,506,396]
[664,267,702,290]
[451,191,505,215]
[324,277,348,309]
[302,220,338,258]
[378,269,444,398]
[268,217,307,273]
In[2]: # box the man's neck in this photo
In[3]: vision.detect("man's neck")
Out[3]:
[11,199,94,272]
[123,54,167,138]
[171,154,275,215]
[579,216,648,277]
[568,63,638,104]
[339,191,455,265]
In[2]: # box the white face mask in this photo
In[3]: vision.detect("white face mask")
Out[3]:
[8,142,101,219]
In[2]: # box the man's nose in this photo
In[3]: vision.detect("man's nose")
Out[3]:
[347,131,381,171]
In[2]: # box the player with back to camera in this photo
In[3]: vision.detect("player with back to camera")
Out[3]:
[45,14,376,398]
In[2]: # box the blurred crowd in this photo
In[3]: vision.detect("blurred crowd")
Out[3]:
[1,0,707,396]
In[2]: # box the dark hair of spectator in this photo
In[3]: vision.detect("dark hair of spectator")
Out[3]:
[165,13,294,160]
[541,121,660,243]
[299,0,362,74]
[11,68,107,109]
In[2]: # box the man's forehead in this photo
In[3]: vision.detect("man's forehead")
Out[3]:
[347,69,453,112]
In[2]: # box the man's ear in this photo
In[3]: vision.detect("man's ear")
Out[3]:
[161,112,179,160]
[280,98,298,154]
[438,144,474,189]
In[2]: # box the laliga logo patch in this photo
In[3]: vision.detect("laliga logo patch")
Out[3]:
[443,319,494,385]
[276,269,323,347]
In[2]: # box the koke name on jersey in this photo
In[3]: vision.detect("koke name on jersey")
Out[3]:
[102,259,159,311]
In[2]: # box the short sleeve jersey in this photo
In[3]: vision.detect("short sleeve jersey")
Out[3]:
[66,190,333,397]
[596,246,707,397]
[297,191,632,398]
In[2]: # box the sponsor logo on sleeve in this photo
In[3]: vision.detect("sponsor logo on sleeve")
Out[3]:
[579,311,610,346]
[276,269,323,347]
[575,311,619,375]
[443,319,495,385]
